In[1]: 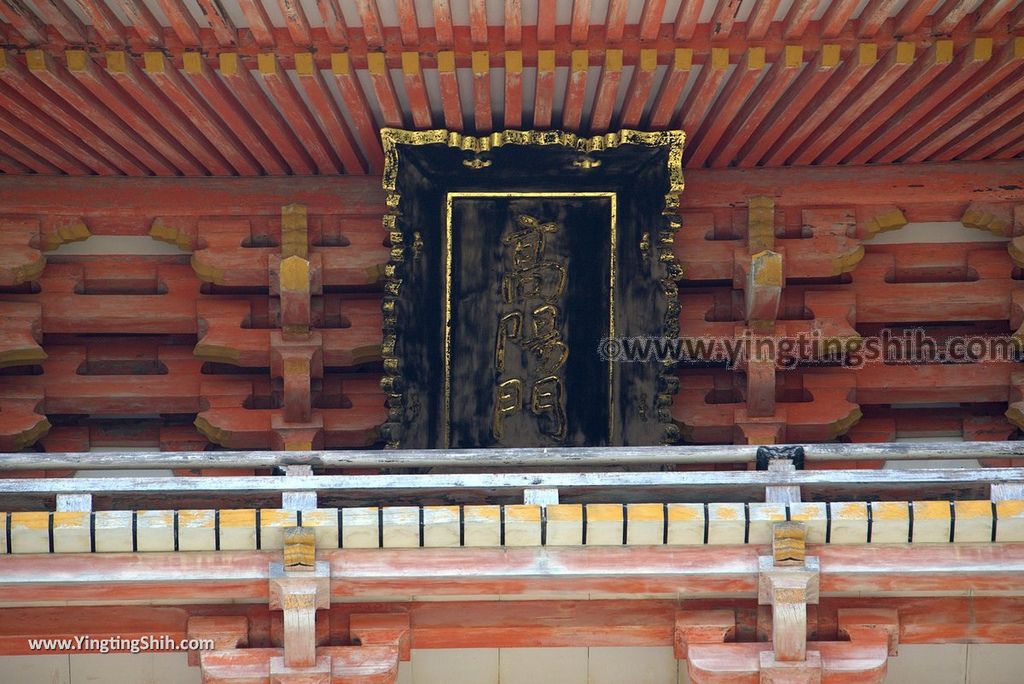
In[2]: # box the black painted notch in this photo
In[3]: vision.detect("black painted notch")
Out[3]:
[756,445,805,470]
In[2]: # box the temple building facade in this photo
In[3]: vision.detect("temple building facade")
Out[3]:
[1,0,1023,682]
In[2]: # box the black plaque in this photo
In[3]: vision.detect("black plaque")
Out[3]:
[380,130,685,449]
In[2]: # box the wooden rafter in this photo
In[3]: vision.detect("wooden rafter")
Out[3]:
[0,1,1017,179]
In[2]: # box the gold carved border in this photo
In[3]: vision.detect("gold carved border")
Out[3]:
[379,128,686,448]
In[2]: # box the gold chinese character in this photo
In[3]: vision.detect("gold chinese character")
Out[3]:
[530,375,566,441]
[501,262,567,303]
[503,214,558,270]
[494,311,523,373]
[492,378,523,441]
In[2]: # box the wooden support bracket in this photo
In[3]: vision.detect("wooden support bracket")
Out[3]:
[746,250,783,331]
[187,615,249,667]
[349,614,411,662]
[758,523,819,662]
[674,610,737,660]
[837,608,899,656]
[269,528,330,668]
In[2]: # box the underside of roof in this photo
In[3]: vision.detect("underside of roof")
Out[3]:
[0,0,1021,176]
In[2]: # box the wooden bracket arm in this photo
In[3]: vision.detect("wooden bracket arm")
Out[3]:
[674,610,736,660]
[837,608,899,656]
[349,614,412,662]
[187,616,249,667]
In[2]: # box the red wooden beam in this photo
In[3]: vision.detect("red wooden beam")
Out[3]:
[503,50,522,128]
[908,74,1024,162]
[878,37,1023,163]
[975,0,1020,32]
[589,49,622,133]
[894,0,934,34]
[219,52,316,175]
[433,0,453,47]
[619,48,657,128]
[26,0,88,44]
[316,0,348,45]
[994,133,1024,158]
[533,49,555,128]
[1,160,1019,215]
[469,0,488,45]
[182,52,289,175]
[763,43,879,166]
[0,129,61,173]
[640,0,667,41]
[0,104,92,174]
[436,50,464,130]
[570,0,591,43]
[648,48,692,128]
[562,49,589,131]
[330,52,384,172]
[8,597,1024,654]
[735,44,840,167]
[355,0,385,47]
[395,0,418,46]
[821,40,954,165]
[675,46,729,138]
[0,0,49,45]
[0,79,122,175]
[848,38,993,165]
[820,0,860,38]
[64,49,195,175]
[143,51,261,176]
[400,52,432,129]
[688,47,765,167]
[1012,1,1024,29]
[747,0,782,40]
[0,50,148,175]
[710,45,803,167]
[106,50,233,175]
[3,545,1024,605]
[276,0,313,45]
[504,0,521,45]
[0,157,30,174]
[710,0,743,40]
[782,0,819,39]
[958,108,1024,160]
[793,41,916,166]
[366,52,405,128]
[256,52,342,174]
[193,0,237,46]
[13,49,155,175]
[934,0,978,33]
[606,0,628,42]
[236,0,276,47]
[69,0,123,45]
[154,0,202,46]
[294,52,368,172]
[471,50,492,132]
[674,0,702,40]
[109,0,164,46]
[537,0,556,44]
[858,0,903,38]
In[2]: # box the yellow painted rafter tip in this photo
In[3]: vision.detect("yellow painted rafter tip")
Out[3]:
[472,50,489,75]
[142,51,165,74]
[571,49,589,72]
[294,52,315,76]
[672,48,693,71]
[367,52,387,75]
[257,53,277,75]
[401,51,420,74]
[330,52,350,74]
[106,50,127,73]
